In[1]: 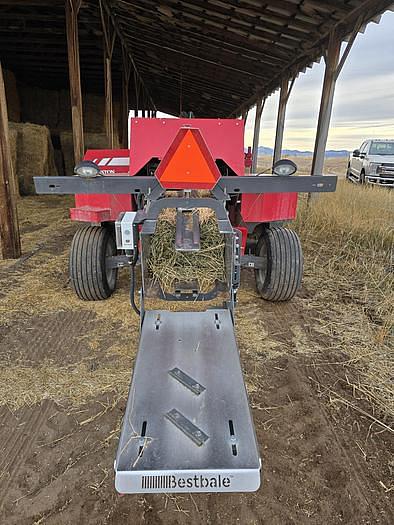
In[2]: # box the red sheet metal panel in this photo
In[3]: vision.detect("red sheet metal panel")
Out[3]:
[129,118,245,177]
[241,192,298,223]
[71,149,134,223]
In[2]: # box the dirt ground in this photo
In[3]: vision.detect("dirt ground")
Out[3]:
[0,161,392,524]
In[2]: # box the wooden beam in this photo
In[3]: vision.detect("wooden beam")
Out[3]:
[0,62,21,259]
[121,44,131,148]
[273,77,294,165]
[100,0,116,148]
[311,31,342,179]
[99,0,156,113]
[251,97,265,173]
[65,0,84,164]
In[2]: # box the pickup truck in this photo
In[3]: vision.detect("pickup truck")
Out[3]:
[346,139,394,188]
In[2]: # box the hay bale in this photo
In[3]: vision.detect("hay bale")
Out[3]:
[147,210,226,293]
[9,122,58,195]
[60,131,112,175]
[19,83,60,129]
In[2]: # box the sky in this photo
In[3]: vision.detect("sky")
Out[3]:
[243,10,394,151]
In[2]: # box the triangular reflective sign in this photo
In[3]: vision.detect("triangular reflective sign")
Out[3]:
[156,127,221,190]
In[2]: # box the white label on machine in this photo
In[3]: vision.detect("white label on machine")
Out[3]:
[115,467,261,494]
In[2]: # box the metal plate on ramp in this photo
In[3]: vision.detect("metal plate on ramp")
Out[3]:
[115,309,261,493]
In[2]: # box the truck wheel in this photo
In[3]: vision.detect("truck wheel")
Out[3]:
[360,170,366,185]
[255,226,303,301]
[70,226,118,300]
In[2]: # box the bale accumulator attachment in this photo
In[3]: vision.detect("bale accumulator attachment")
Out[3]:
[34,117,336,494]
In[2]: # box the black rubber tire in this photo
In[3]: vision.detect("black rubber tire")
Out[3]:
[360,170,366,185]
[69,226,118,300]
[255,226,303,302]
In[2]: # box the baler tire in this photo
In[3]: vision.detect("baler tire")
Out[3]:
[255,226,303,302]
[70,226,118,301]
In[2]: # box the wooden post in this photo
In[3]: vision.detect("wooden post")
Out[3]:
[100,0,116,148]
[311,34,342,178]
[121,45,131,148]
[0,62,21,259]
[310,24,363,179]
[273,77,295,165]
[251,97,265,173]
[65,0,84,164]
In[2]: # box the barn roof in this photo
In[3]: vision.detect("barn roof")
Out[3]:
[1,0,393,117]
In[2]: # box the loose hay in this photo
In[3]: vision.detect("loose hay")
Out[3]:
[0,360,132,410]
[147,210,226,293]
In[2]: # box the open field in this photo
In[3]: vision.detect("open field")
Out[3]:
[0,166,393,524]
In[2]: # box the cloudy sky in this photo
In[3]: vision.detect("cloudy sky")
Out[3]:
[243,10,394,151]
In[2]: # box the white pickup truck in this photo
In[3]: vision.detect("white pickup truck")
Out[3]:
[346,139,394,188]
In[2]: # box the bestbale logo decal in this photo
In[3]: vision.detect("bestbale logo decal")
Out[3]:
[141,474,232,490]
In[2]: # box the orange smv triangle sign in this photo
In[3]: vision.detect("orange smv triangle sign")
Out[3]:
[155,127,221,190]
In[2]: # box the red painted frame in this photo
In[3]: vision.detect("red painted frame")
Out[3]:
[71,149,134,222]
[70,118,297,226]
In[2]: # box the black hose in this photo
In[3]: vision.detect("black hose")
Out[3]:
[129,251,140,316]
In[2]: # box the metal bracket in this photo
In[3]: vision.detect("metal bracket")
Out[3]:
[169,368,206,396]
[106,255,132,269]
[175,209,201,251]
[240,254,265,269]
[165,409,209,447]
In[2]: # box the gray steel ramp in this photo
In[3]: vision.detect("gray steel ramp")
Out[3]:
[115,309,261,493]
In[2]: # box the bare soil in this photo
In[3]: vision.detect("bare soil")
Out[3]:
[0,185,392,525]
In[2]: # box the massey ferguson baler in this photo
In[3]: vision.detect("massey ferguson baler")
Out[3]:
[34,117,336,494]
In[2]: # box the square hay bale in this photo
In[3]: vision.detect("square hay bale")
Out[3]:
[9,122,58,195]
[60,131,116,175]
[147,209,226,294]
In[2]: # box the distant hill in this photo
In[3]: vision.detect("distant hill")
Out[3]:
[256,146,349,158]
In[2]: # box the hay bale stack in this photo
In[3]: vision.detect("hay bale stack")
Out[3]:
[148,210,226,293]
[60,132,113,175]
[9,122,58,195]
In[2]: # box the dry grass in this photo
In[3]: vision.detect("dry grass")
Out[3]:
[0,180,392,423]
[257,154,348,176]
[0,360,132,410]
[294,180,394,420]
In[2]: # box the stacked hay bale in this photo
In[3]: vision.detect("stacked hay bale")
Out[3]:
[60,131,119,175]
[9,122,58,195]
[148,209,226,294]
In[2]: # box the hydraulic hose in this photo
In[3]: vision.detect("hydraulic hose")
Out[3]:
[129,250,140,316]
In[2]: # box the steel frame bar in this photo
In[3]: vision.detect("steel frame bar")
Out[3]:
[34,174,337,196]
